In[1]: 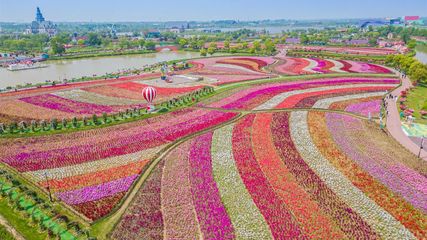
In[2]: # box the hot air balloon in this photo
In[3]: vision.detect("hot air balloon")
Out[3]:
[142,86,157,112]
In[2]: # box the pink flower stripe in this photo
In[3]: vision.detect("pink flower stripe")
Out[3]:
[275,86,393,108]
[189,133,235,239]
[210,78,398,110]
[57,174,138,205]
[345,100,382,117]
[19,94,142,114]
[251,113,345,239]
[4,110,236,172]
[161,142,201,239]
[232,114,305,239]
[271,112,378,238]
[111,160,165,239]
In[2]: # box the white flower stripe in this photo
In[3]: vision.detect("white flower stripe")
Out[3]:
[289,111,415,239]
[211,125,273,240]
[25,145,165,182]
[53,89,144,105]
[254,83,395,110]
[327,59,347,73]
[313,92,385,109]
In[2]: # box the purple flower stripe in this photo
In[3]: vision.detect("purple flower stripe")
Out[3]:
[57,174,138,205]
[189,133,235,240]
[345,100,381,117]
[219,78,399,109]
[326,113,427,213]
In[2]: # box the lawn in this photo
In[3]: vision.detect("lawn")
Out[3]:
[0,224,15,240]
[404,83,427,124]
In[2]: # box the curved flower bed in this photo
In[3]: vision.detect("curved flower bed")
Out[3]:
[0,108,237,220]
[274,57,392,75]
[207,77,398,110]
[113,111,425,239]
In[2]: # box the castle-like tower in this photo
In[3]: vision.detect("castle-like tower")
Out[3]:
[24,7,57,37]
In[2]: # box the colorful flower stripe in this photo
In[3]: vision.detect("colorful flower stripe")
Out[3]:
[53,89,144,106]
[40,159,150,192]
[111,82,201,99]
[189,132,235,240]
[313,93,383,109]
[327,59,347,73]
[251,113,345,239]
[302,58,319,73]
[345,99,382,117]
[213,78,399,110]
[0,108,198,158]
[7,110,235,172]
[19,94,125,114]
[312,58,334,73]
[0,99,76,122]
[211,124,273,240]
[326,113,427,212]
[73,192,125,221]
[337,60,357,73]
[83,85,146,100]
[216,58,268,72]
[253,83,394,110]
[57,174,138,205]
[275,86,392,108]
[161,142,202,240]
[22,144,164,181]
[290,111,416,239]
[111,160,165,239]
[293,91,383,108]
[328,96,382,113]
[308,111,427,238]
[232,114,305,239]
[271,112,378,238]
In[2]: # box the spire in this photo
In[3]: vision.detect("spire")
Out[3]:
[36,7,45,22]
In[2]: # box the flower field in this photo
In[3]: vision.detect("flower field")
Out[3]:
[285,45,398,55]
[274,57,393,75]
[206,77,398,111]
[112,111,426,239]
[189,56,276,84]
[0,108,237,220]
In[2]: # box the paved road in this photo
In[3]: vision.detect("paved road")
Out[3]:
[385,75,427,160]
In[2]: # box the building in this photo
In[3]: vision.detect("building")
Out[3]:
[24,7,57,37]
[404,16,423,25]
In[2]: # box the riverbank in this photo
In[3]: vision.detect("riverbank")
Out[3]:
[48,49,156,61]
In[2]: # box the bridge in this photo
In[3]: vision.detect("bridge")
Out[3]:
[360,20,389,28]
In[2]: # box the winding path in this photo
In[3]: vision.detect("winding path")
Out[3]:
[385,75,427,160]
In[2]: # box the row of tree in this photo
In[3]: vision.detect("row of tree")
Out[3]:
[386,54,427,84]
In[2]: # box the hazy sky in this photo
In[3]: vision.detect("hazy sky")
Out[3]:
[1,0,426,22]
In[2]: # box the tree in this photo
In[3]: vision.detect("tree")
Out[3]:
[86,33,102,46]
[407,40,416,50]
[178,38,188,48]
[50,38,65,55]
[144,41,156,51]
[253,41,261,52]
[207,47,215,55]
[200,48,207,56]
[300,34,309,45]
[77,39,85,46]
[224,40,230,49]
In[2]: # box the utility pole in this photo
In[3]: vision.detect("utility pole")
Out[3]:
[418,136,425,158]
[44,172,53,202]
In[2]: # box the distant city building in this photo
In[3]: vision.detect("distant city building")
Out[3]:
[24,7,57,37]
[404,16,423,25]
[285,38,300,44]
[144,30,161,38]
[346,39,369,45]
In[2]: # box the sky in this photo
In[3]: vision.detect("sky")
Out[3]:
[0,0,426,22]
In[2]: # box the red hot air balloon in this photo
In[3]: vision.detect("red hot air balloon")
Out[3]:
[142,86,157,103]
[142,86,157,111]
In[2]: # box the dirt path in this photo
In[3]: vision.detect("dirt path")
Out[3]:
[0,214,25,240]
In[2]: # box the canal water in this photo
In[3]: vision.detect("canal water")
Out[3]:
[415,50,427,64]
[0,51,201,89]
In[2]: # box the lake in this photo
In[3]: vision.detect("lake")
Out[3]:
[0,51,201,89]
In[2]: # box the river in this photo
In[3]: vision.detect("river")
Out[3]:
[415,50,427,64]
[0,51,201,89]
